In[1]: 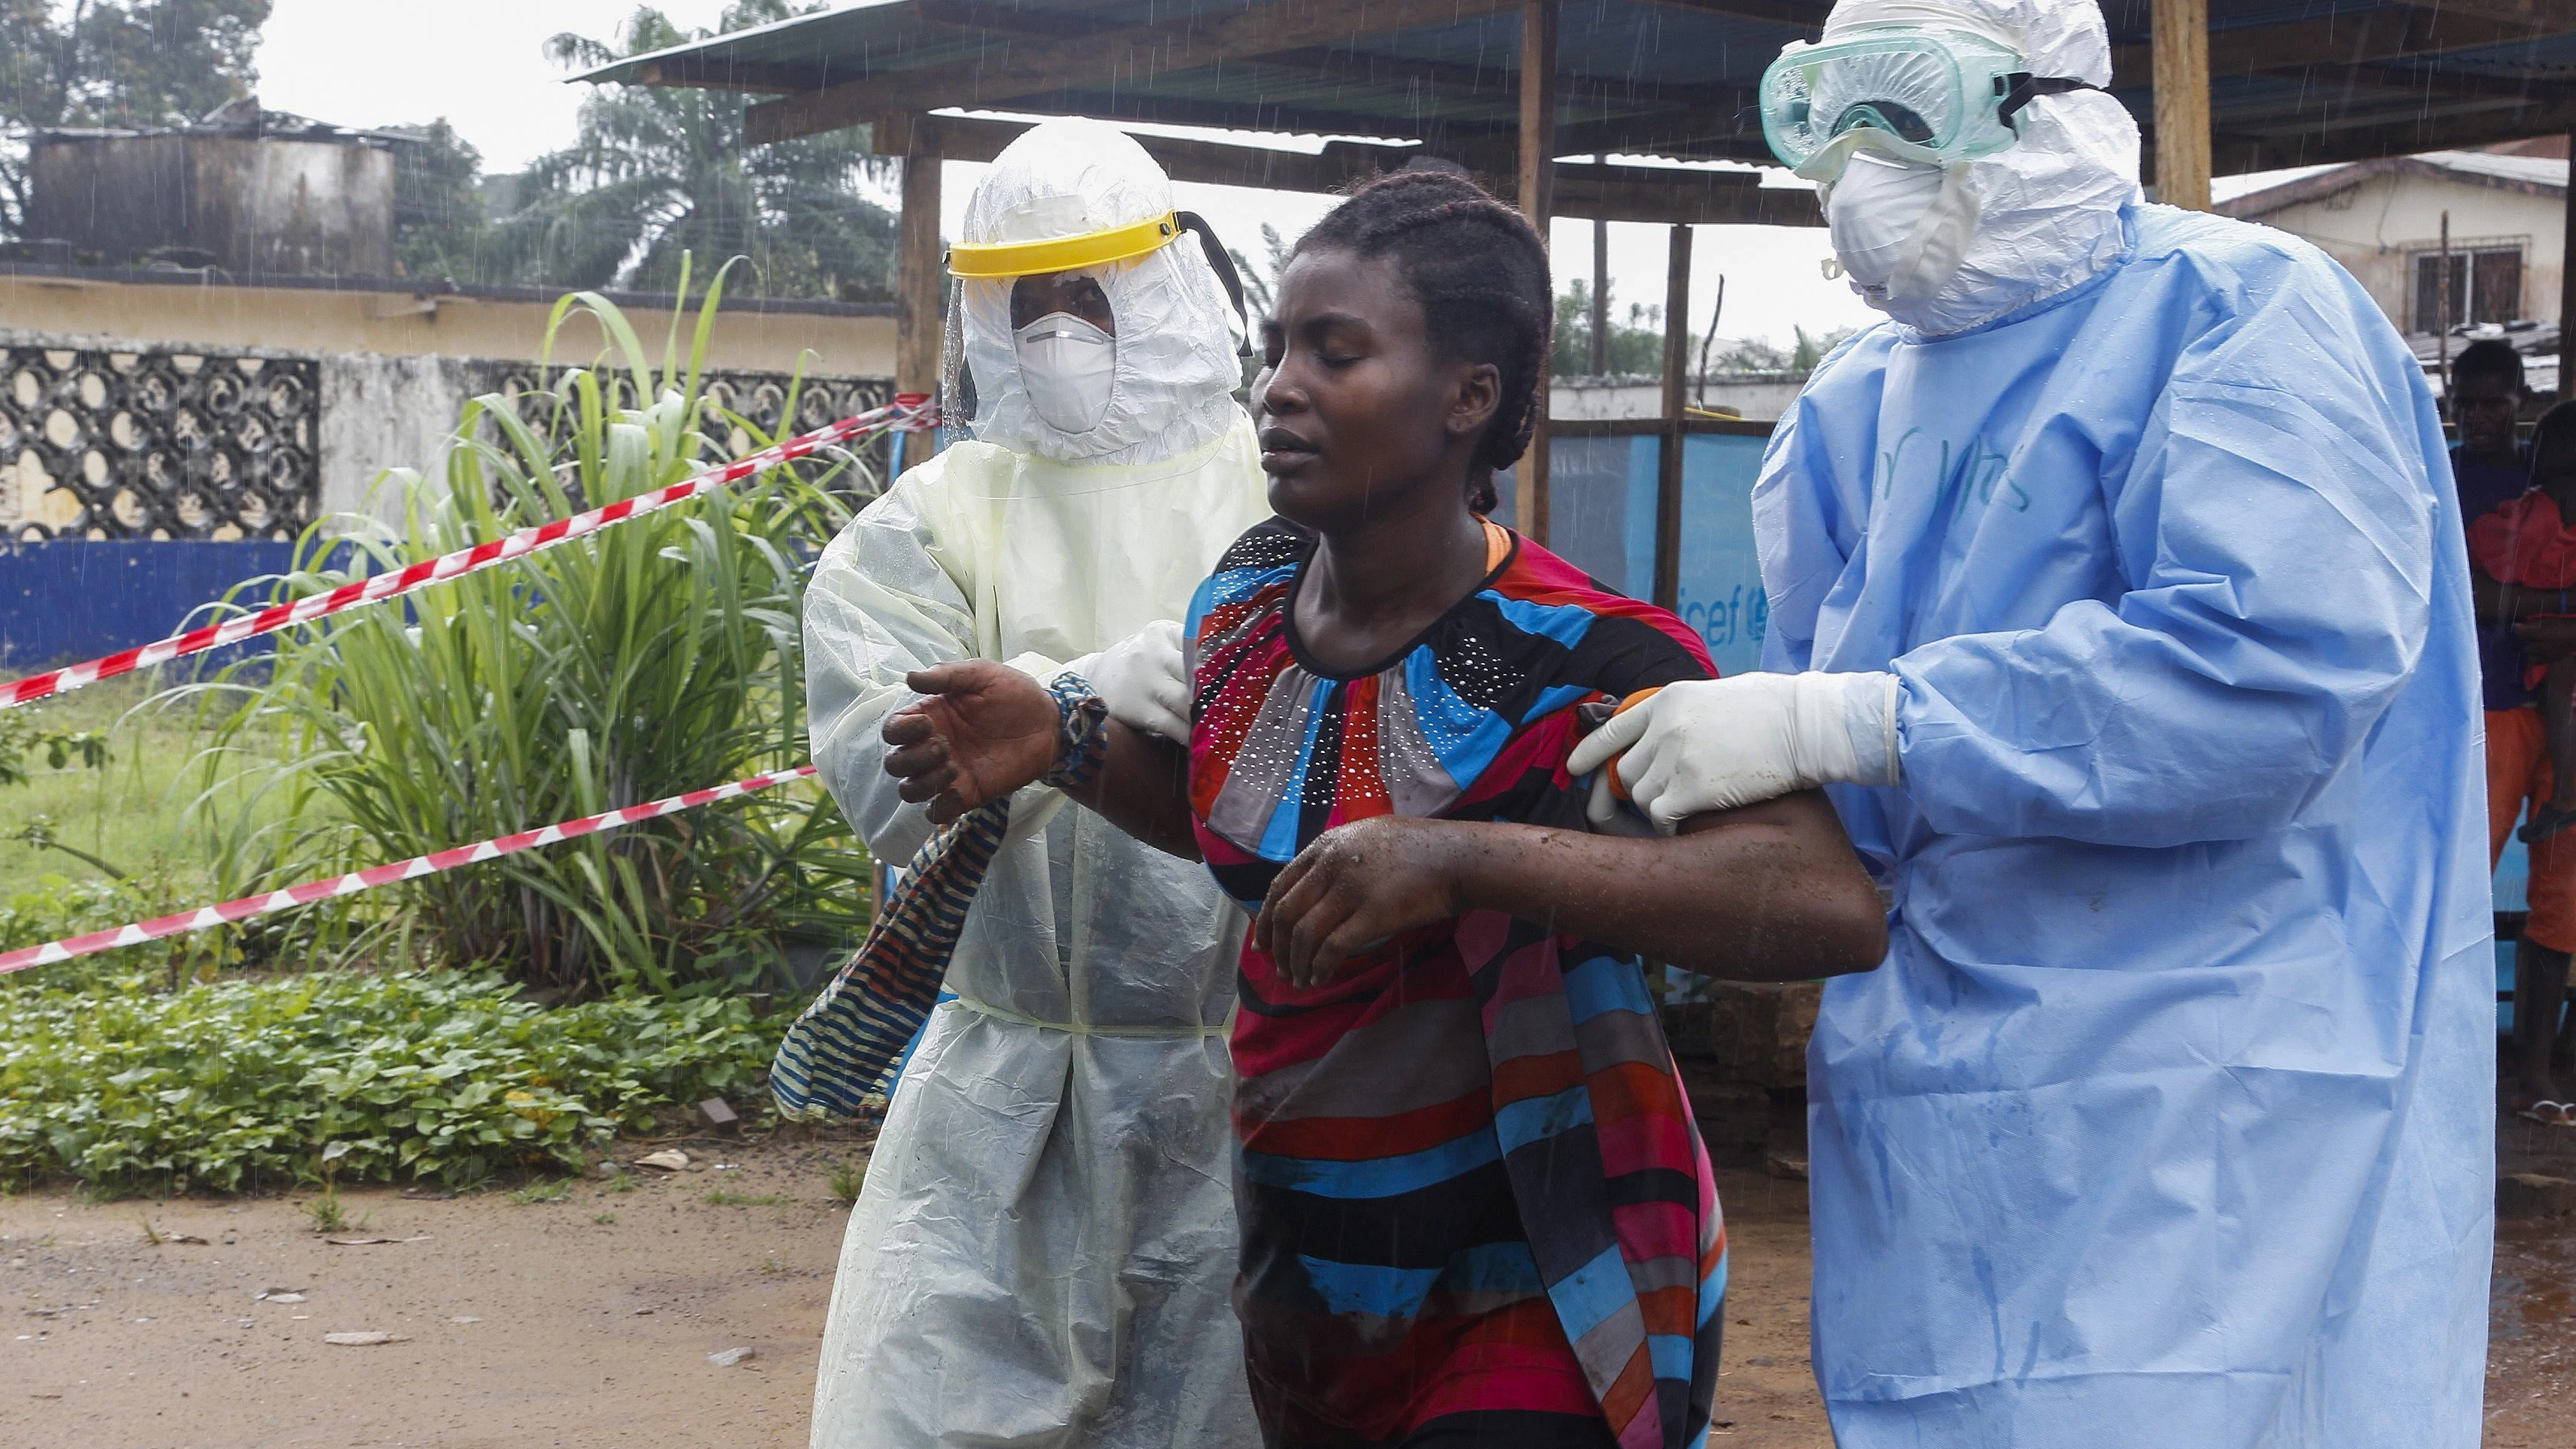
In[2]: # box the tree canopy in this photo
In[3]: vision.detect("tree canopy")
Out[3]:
[490,1,899,301]
[1552,278,1674,379]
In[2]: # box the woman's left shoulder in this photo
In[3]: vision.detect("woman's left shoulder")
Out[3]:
[1490,532,1715,696]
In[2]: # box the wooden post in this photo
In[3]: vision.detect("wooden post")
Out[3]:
[2439,210,2453,406]
[1590,155,1610,377]
[1654,225,1690,611]
[895,132,945,471]
[2561,126,2574,407]
[1518,4,1558,234]
[2151,0,2212,211]
[1516,1,1556,543]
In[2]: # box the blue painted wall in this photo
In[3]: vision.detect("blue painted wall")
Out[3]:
[0,541,295,672]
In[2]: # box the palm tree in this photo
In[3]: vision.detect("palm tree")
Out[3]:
[497,2,896,301]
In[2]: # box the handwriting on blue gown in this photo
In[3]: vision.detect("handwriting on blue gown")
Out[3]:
[1878,427,2032,513]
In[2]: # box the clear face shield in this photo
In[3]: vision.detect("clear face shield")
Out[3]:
[1759,25,2102,181]
[939,201,1250,446]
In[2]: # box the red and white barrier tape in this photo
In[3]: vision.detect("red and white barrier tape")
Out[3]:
[0,764,820,975]
[3,397,935,711]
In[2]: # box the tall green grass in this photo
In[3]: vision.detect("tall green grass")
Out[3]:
[187,269,874,997]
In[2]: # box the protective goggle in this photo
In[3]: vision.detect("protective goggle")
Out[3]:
[1759,26,2103,180]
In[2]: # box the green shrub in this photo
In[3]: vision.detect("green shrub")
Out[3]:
[0,967,782,1194]
[0,873,153,949]
[0,710,108,791]
[186,267,875,996]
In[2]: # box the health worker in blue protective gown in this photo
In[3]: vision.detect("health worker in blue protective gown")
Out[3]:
[1568,1,2495,1444]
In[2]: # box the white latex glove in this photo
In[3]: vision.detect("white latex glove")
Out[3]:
[1087,619,1192,741]
[1565,671,1903,833]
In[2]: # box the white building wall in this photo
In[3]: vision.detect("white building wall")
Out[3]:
[2245,170,2565,334]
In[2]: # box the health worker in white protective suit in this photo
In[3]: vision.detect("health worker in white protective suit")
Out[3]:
[801,119,1271,1448]
[1569,1,2493,1444]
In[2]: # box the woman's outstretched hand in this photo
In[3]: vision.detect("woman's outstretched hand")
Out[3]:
[884,661,1061,824]
[1255,815,1467,990]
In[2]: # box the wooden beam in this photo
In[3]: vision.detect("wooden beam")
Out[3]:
[2324,60,2575,107]
[2412,0,2568,26]
[1519,1,1557,547]
[1654,225,1691,613]
[992,88,1510,154]
[2109,6,2550,90]
[635,56,829,94]
[1591,158,1610,377]
[1636,0,1828,29]
[2562,124,2573,404]
[2153,0,2212,211]
[1553,162,1821,226]
[2206,91,2576,174]
[912,0,1108,40]
[894,134,943,470]
[1246,44,1744,116]
[1549,104,1766,163]
[875,111,1819,225]
[1519,1,1558,240]
[746,0,1519,147]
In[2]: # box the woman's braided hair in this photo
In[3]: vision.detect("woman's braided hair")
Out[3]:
[1293,166,1553,514]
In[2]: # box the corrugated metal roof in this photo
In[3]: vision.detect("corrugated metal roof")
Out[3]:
[2416,148,2568,188]
[580,0,2576,174]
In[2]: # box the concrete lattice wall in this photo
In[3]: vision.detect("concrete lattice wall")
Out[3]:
[4,329,893,541]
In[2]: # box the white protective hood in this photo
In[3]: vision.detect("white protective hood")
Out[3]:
[952,118,1246,467]
[1821,0,2142,337]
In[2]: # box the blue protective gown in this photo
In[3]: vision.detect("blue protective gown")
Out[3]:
[1755,204,2494,1447]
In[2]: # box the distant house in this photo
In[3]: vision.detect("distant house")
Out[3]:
[2217,143,2566,402]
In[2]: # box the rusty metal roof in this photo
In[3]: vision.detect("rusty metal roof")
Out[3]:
[579,1,2576,177]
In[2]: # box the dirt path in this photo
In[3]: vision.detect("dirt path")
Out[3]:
[2,1140,867,1449]
[2,1143,2565,1447]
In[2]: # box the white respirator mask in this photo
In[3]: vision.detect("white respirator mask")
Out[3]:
[1822,151,1980,316]
[1013,311,1117,434]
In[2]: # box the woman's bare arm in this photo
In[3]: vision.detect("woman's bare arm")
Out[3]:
[880,660,1199,858]
[1254,791,1886,988]
[883,660,1889,981]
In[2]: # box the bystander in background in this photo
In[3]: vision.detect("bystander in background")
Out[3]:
[2459,340,2576,1123]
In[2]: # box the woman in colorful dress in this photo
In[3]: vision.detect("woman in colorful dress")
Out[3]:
[881,169,1888,1449]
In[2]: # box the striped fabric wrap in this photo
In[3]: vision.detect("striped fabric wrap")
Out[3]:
[772,673,1108,1122]
[1186,519,1727,1449]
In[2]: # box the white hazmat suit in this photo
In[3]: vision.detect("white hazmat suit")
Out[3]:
[802,119,1271,1448]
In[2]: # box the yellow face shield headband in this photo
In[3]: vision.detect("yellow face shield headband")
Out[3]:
[945,212,1181,280]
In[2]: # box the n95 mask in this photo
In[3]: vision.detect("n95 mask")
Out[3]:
[1824,153,1979,319]
[1014,313,1117,434]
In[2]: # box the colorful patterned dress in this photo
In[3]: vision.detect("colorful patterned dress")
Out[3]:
[1184,518,1729,1449]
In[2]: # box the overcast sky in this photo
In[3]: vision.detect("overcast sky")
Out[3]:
[249,2,2315,350]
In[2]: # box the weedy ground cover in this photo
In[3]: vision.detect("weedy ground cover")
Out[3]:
[0,966,782,1195]
[0,273,869,1200]
[0,673,313,976]
[827,1158,866,1207]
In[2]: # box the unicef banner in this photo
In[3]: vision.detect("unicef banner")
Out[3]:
[1539,428,1772,680]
